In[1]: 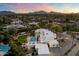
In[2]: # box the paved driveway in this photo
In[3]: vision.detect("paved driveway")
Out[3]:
[49,40,76,56]
[67,40,79,56]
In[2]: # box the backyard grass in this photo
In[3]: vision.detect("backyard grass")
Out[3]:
[17,35,27,44]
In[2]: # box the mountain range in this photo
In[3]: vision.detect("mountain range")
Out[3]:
[0,11,15,15]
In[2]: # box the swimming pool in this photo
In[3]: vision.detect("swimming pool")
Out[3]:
[0,44,10,53]
[29,37,37,42]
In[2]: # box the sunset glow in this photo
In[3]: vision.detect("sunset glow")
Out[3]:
[0,3,79,13]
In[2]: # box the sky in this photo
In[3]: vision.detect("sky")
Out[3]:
[0,3,79,13]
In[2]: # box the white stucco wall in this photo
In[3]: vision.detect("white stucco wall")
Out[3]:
[35,29,59,47]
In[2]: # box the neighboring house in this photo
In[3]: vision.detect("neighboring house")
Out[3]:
[70,32,79,40]
[29,22,39,25]
[75,21,79,28]
[56,32,73,47]
[48,40,59,47]
[4,19,26,29]
[57,32,72,41]
[19,32,26,35]
[35,29,59,47]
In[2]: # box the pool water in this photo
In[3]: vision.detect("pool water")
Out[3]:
[29,37,37,42]
[0,44,10,53]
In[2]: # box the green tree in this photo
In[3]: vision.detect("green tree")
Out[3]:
[47,23,63,32]
[8,38,27,56]
[7,28,17,35]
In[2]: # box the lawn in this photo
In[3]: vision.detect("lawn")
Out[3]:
[17,35,27,44]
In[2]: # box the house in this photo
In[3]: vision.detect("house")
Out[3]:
[56,32,73,47]
[35,44,50,56]
[35,29,59,47]
[48,40,59,47]
[19,32,26,35]
[57,32,72,41]
[29,22,39,25]
[69,32,79,40]
[4,19,26,29]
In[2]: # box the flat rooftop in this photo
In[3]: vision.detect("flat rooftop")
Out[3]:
[35,44,50,55]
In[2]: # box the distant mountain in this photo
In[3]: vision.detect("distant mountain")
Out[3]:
[0,11,64,15]
[0,11,15,15]
[50,11,60,14]
[28,11,64,15]
[28,11,48,14]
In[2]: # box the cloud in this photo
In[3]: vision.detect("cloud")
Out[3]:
[10,4,57,13]
[30,5,55,12]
